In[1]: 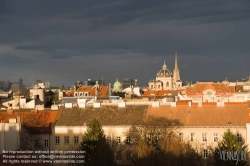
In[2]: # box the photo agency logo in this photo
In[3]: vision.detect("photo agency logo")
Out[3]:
[217,148,247,165]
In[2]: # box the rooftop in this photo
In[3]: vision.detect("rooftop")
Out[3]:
[54,105,148,126]
[147,103,248,126]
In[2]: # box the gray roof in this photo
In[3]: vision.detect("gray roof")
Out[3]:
[54,105,148,126]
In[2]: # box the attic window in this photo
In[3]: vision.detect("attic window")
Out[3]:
[206,91,212,95]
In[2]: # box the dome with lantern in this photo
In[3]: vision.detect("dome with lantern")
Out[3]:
[156,61,172,78]
[113,79,123,92]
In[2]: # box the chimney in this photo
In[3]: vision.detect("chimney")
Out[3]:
[109,83,111,96]
[74,86,76,92]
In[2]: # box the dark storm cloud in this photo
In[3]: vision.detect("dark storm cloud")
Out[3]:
[0,0,250,86]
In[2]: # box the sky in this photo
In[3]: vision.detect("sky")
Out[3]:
[0,0,250,87]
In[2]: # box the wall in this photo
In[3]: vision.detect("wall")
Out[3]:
[30,88,44,102]
[179,127,246,148]
[51,126,131,151]
[0,122,20,152]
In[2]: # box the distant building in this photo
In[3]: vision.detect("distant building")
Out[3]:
[87,79,103,86]
[11,83,26,92]
[0,80,12,91]
[19,78,23,85]
[243,76,250,91]
[75,81,83,86]
[148,52,182,90]
[45,80,50,90]
[122,78,134,89]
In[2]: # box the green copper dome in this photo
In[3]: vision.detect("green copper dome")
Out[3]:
[113,79,123,92]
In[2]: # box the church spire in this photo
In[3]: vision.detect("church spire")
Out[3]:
[173,52,180,82]
[175,52,178,69]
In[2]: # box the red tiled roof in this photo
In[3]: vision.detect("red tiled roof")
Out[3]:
[66,86,109,96]
[147,103,247,126]
[246,101,250,123]
[0,111,57,127]
[186,83,235,96]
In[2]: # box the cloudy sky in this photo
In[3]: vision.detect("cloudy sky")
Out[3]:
[0,0,250,87]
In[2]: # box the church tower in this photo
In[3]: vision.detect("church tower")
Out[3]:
[173,52,182,89]
[173,52,180,82]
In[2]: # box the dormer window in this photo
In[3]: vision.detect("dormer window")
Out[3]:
[206,91,212,95]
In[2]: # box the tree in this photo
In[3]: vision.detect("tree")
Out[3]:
[128,116,209,166]
[19,127,42,151]
[214,129,248,166]
[80,119,116,166]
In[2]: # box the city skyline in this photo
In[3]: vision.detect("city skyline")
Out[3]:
[0,0,250,87]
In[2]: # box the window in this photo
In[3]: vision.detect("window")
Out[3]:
[126,151,131,160]
[157,151,162,158]
[237,133,242,143]
[214,133,219,142]
[116,151,121,161]
[64,136,69,144]
[206,91,212,95]
[107,137,111,144]
[151,85,153,89]
[158,85,160,88]
[203,149,208,159]
[202,133,207,142]
[74,136,79,144]
[35,140,39,147]
[44,140,49,147]
[116,137,121,144]
[179,133,183,141]
[190,133,195,141]
[166,82,169,87]
[126,136,131,144]
[55,136,60,144]
[55,150,60,158]
[248,103,250,108]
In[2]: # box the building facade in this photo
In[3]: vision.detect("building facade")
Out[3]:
[148,52,182,90]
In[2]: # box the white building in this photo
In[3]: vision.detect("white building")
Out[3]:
[0,117,21,152]
[148,52,182,90]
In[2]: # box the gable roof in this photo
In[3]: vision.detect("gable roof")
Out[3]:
[186,83,235,96]
[203,84,216,92]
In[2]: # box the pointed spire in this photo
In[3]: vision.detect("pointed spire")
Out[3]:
[175,52,178,69]
[173,52,180,83]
